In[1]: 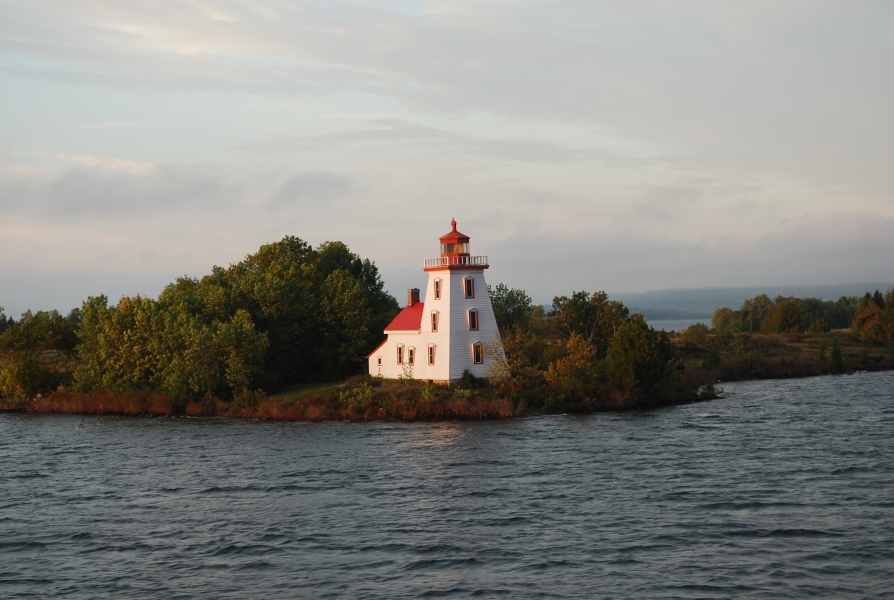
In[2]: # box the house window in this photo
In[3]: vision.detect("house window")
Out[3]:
[472,343,483,364]
[434,279,441,300]
[377,357,382,366]
[396,345,403,365]
[431,311,439,332]
[468,309,479,331]
[428,345,436,366]
[408,347,415,366]
[463,277,475,298]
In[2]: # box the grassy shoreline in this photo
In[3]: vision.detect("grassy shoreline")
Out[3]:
[2,330,891,421]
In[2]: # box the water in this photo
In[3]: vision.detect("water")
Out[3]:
[647,318,711,332]
[2,372,893,599]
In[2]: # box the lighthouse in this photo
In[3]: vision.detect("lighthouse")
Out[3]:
[368,220,503,383]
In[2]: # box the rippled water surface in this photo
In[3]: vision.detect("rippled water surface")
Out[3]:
[2,372,894,599]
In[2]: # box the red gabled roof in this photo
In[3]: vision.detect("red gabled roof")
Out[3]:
[439,218,469,243]
[367,338,388,358]
[384,302,425,332]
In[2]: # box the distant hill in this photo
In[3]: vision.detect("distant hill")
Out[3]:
[608,283,893,317]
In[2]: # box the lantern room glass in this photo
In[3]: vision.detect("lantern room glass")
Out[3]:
[440,242,469,255]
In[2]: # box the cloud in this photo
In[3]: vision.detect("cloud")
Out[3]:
[0,164,246,218]
[270,172,359,208]
[1,0,892,309]
[241,118,643,166]
[53,153,156,175]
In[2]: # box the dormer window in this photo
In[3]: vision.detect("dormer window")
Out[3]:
[472,343,484,364]
[468,309,479,331]
[463,277,475,299]
[431,311,439,332]
[434,278,442,300]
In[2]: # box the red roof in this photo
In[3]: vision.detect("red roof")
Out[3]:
[439,218,470,243]
[384,302,425,332]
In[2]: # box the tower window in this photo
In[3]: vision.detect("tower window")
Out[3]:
[468,309,479,331]
[431,311,439,332]
[428,345,436,366]
[472,343,483,364]
[408,348,415,366]
[463,277,475,299]
[396,345,403,365]
[434,279,441,300]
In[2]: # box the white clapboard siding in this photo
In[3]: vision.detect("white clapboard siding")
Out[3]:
[368,257,503,382]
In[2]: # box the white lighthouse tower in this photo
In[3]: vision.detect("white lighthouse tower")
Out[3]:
[368,220,503,384]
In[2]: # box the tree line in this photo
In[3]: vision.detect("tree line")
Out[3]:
[1,237,399,403]
[487,285,695,410]
[9,237,887,412]
[710,290,894,341]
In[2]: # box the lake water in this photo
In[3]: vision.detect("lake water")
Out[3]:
[2,372,893,599]
[646,318,711,332]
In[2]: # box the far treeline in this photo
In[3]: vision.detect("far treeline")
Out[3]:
[711,290,894,340]
[1,236,892,419]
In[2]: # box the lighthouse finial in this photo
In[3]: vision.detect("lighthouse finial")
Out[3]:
[451,217,456,231]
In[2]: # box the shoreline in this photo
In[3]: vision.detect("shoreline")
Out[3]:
[3,368,890,422]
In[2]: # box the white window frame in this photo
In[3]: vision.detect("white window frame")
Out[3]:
[472,342,484,364]
[433,278,442,300]
[428,344,436,366]
[396,344,404,365]
[431,310,439,332]
[407,346,416,366]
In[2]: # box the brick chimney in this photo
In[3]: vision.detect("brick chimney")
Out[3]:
[407,288,420,307]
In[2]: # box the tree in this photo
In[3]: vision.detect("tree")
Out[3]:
[761,299,802,333]
[544,333,598,401]
[606,314,686,401]
[0,307,15,335]
[0,310,79,398]
[851,292,888,342]
[550,291,629,360]
[72,237,400,398]
[488,284,533,332]
[712,307,742,334]
[740,294,774,332]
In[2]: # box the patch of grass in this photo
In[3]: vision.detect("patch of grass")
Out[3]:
[273,381,343,404]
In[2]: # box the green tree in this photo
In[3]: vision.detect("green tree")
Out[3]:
[544,333,598,401]
[488,284,533,332]
[73,237,399,398]
[761,299,802,333]
[712,307,743,334]
[550,291,629,360]
[0,310,79,398]
[740,294,774,332]
[606,314,686,401]
[808,317,831,333]
[0,307,15,335]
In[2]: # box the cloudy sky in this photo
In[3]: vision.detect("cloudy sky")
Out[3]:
[2,0,893,315]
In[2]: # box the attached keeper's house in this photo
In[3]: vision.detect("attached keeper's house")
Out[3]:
[368,220,503,384]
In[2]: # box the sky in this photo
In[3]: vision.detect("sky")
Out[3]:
[2,0,893,316]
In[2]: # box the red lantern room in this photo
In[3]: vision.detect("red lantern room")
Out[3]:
[439,218,470,256]
[423,219,488,271]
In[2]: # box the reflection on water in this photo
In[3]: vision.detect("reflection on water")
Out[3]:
[2,372,893,599]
